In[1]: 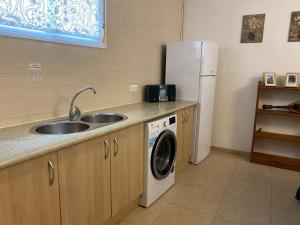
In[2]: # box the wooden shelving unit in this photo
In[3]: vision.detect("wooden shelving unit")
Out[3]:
[256,109,300,118]
[254,130,300,143]
[258,85,300,91]
[250,82,300,171]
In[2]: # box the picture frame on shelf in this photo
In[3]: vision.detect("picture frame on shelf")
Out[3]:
[263,72,277,86]
[285,72,299,87]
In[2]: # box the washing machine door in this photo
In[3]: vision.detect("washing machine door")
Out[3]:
[151,129,176,180]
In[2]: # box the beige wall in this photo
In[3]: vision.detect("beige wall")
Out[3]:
[183,0,300,152]
[0,0,182,128]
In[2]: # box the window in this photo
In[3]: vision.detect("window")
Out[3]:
[0,0,105,47]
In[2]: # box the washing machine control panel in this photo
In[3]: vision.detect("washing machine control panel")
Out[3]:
[147,114,177,149]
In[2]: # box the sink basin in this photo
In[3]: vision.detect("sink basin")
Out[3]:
[34,121,90,135]
[81,113,127,124]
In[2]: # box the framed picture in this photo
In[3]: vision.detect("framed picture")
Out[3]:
[263,72,277,86]
[285,73,299,87]
[288,11,300,42]
[241,14,265,43]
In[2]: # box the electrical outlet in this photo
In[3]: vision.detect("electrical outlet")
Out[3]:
[28,63,42,70]
[32,74,43,81]
[129,84,139,92]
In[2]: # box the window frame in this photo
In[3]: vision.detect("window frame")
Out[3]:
[0,0,106,48]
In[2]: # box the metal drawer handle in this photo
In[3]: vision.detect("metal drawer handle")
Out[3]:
[113,137,119,157]
[186,111,189,121]
[183,111,188,122]
[182,112,186,123]
[48,160,54,186]
[104,139,110,159]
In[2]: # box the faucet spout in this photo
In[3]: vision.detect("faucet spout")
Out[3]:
[69,87,97,121]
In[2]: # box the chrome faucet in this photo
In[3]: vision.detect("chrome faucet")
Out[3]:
[69,87,97,121]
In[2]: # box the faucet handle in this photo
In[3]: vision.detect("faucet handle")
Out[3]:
[69,87,96,121]
[70,105,81,121]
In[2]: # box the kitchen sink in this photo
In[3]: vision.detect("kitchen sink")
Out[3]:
[32,113,127,135]
[34,121,90,135]
[80,113,127,124]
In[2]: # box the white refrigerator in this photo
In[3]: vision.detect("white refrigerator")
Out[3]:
[165,41,218,164]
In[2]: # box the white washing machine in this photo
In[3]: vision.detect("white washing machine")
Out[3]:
[139,114,177,207]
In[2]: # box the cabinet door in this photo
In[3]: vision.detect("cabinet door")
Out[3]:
[183,106,195,162]
[58,135,111,225]
[176,109,185,169]
[111,124,143,216]
[0,153,60,225]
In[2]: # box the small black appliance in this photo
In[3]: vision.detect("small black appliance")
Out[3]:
[144,85,176,102]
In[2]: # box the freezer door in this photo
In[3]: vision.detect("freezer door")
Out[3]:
[201,42,219,76]
[165,42,202,101]
[192,76,216,164]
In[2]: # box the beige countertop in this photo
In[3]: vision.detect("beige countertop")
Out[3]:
[0,101,197,170]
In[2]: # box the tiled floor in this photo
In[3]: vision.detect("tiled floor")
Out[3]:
[119,150,300,225]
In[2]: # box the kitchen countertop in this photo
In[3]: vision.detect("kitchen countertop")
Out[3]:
[0,100,197,170]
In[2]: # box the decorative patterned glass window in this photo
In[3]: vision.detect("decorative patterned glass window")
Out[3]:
[0,0,106,47]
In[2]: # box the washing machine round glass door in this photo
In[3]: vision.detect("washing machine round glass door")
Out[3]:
[151,129,176,180]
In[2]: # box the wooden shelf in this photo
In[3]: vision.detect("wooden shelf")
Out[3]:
[251,81,300,172]
[251,152,300,172]
[256,109,300,118]
[254,130,300,143]
[258,82,300,91]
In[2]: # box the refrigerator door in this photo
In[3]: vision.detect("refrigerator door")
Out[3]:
[201,42,219,76]
[165,41,202,101]
[192,76,216,164]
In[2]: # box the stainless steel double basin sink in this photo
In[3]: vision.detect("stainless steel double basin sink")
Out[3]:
[32,113,127,135]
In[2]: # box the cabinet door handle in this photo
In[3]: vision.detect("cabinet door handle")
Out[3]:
[113,137,119,157]
[182,112,186,123]
[183,111,188,122]
[186,111,189,121]
[48,160,54,186]
[104,139,110,159]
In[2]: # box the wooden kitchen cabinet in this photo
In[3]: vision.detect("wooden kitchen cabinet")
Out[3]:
[58,135,111,225]
[57,123,144,224]
[176,106,196,171]
[0,153,60,225]
[111,123,144,216]
[176,109,185,168]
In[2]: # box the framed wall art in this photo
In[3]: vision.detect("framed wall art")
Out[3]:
[288,11,300,42]
[241,14,265,43]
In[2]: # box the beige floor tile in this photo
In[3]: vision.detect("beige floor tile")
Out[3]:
[232,159,272,183]
[153,204,213,225]
[209,150,244,162]
[175,164,198,184]
[212,217,238,225]
[197,151,239,171]
[271,180,300,215]
[216,194,270,225]
[169,185,223,216]
[271,206,300,225]
[160,182,184,203]
[186,169,231,193]
[225,179,271,201]
[123,201,168,225]
[272,167,300,185]
[186,151,237,192]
